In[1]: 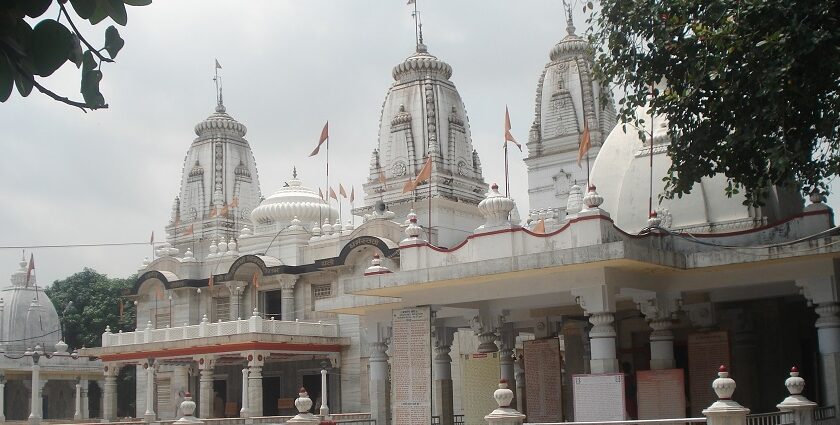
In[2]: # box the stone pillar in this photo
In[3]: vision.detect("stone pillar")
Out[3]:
[815,302,840,409]
[369,341,390,425]
[228,283,244,320]
[319,363,329,417]
[649,319,676,370]
[28,359,41,425]
[239,368,249,418]
[75,379,82,420]
[247,354,264,417]
[484,381,525,425]
[80,379,89,419]
[143,360,156,422]
[103,364,120,423]
[777,367,817,425]
[0,375,6,422]
[280,276,298,321]
[513,355,526,414]
[498,323,516,409]
[588,312,619,373]
[196,356,215,418]
[434,325,454,425]
[702,366,748,425]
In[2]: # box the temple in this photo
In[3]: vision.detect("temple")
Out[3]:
[49,7,840,425]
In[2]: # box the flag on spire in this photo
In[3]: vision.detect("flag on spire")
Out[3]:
[310,121,329,157]
[319,188,325,200]
[339,184,347,198]
[402,156,433,193]
[220,204,229,217]
[532,219,546,234]
[329,187,338,200]
[215,59,222,69]
[378,169,388,188]
[208,274,214,289]
[230,197,239,208]
[252,272,260,289]
[182,224,194,236]
[577,120,591,166]
[504,106,522,151]
[350,186,355,203]
[25,253,34,285]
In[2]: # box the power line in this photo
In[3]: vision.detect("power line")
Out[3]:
[0,241,152,250]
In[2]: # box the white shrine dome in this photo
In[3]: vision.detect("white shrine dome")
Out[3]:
[250,176,338,226]
[1,257,62,353]
[549,20,589,61]
[590,105,803,234]
[194,104,247,138]
[391,43,452,82]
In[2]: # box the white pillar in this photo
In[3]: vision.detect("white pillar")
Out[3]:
[248,362,263,417]
[199,367,214,418]
[0,375,6,422]
[81,379,89,419]
[589,312,619,373]
[280,277,298,321]
[702,366,748,425]
[228,284,243,320]
[434,344,454,425]
[74,380,82,420]
[649,319,676,370]
[513,355,526,414]
[28,362,41,425]
[102,366,119,422]
[369,341,390,425]
[239,368,249,418]
[815,302,840,409]
[498,323,516,409]
[319,365,329,417]
[143,361,156,422]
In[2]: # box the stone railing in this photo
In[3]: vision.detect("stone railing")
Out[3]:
[102,309,339,348]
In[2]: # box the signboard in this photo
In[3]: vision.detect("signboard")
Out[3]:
[392,307,432,425]
[572,373,625,421]
[637,369,686,419]
[524,338,564,422]
[462,353,501,425]
[688,331,730,416]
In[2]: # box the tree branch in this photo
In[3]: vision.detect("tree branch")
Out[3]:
[59,2,114,64]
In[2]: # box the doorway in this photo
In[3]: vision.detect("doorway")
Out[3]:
[302,374,321,414]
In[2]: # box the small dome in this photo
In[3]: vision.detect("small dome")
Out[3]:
[194,106,247,138]
[2,258,62,354]
[549,18,590,61]
[391,44,453,82]
[250,177,338,227]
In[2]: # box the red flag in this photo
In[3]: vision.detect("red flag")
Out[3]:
[350,186,355,203]
[221,204,229,216]
[319,187,325,200]
[208,274,214,288]
[403,178,415,193]
[252,272,260,288]
[532,219,546,234]
[182,224,194,236]
[329,187,338,200]
[577,120,591,166]
[339,184,347,198]
[504,106,522,151]
[403,156,432,193]
[310,121,329,157]
[25,253,34,285]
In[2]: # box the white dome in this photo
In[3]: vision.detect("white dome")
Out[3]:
[1,258,62,354]
[590,106,803,234]
[250,177,338,227]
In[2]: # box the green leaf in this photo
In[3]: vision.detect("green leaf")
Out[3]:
[70,0,98,19]
[123,0,152,5]
[82,50,96,72]
[68,34,83,67]
[13,64,33,97]
[104,25,124,59]
[88,1,109,25]
[0,53,14,102]
[30,19,73,77]
[18,0,52,18]
[81,69,104,106]
[105,0,128,25]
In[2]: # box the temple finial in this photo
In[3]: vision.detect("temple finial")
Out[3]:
[562,0,575,35]
[213,59,225,112]
[409,0,424,49]
[292,166,298,179]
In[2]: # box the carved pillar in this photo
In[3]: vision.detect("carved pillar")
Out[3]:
[80,379,89,419]
[143,360,156,422]
[28,359,41,425]
[588,312,618,373]
[369,341,390,425]
[434,327,455,425]
[103,364,121,423]
[498,322,516,409]
[228,283,244,320]
[649,319,676,370]
[247,353,264,417]
[798,275,840,409]
[240,367,249,418]
[74,379,82,420]
[196,356,216,418]
[280,276,299,321]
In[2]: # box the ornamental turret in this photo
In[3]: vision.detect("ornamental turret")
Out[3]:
[525,10,617,213]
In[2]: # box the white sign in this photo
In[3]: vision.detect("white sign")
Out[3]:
[572,373,625,421]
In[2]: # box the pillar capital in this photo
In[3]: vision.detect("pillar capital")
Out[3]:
[244,351,267,367]
[194,355,217,371]
[797,276,840,305]
[103,363,121,378]
[572,285,616,315]
[278,274,299,291]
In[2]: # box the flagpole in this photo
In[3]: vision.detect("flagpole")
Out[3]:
[428,158,433,244]
[648,84,655,217]
[326,135,330,222]
[504,142,510,197]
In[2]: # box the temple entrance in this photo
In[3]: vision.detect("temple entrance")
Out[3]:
[264,290,283,320]
[262,377,283,416]
[213,379,227,418]
[301,374,321,414]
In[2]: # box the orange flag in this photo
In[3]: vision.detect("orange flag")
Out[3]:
[252,272,260,288]
[220,204,229,216]
[329,187,338,200]
[403,178,415,193]
[310,121,329,156]
[208,274,214,288]
[182,224,194,236]
[504,106,522,151]
[532,219,546,234]
[209,206,218,217]
[319,188,325,200]
[25,253,34,285]
[339,183,347,198]
[378,169,388,188]
[350,186,355,203]
[230,197,239,208]
[577,121,591,166]
[403,156,433,193]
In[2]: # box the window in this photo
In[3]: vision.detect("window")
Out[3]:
[214,297,230,322]
[312,283,332,300]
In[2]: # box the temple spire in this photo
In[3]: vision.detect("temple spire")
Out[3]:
[214,59,225,112]
[562,0,575,35]
[409,0,424,49]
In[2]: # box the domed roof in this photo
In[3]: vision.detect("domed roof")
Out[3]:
[1,257,62,354]
[589,105,803,233]
[194,104,247,138]
[549,19,589,61]
[391,43,453,82]
[250,173,338,227]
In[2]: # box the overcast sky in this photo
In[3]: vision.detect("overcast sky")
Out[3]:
[1,1,837,285]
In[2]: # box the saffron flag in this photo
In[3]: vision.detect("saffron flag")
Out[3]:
[208,274,214,288]
[350,186,355,203]
[252,272,260,288]
[310,121,329,157]
[339,183,347,198]
[403,156,432,193]
[319,187,325,200]
[504,106,522,151]
[230,197,239,208]
[378,169,388,188]
[220,204,229,216]
[577,120,591,166]
[25,253,34,285]
[403,178,414,193]
[532,219,546,234]
[329,187,338,200]
[209,206,218,218]
[215,59,222,69]
[182,224,194,236]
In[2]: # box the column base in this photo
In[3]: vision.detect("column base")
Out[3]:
[144,413,157,423]
[28,416,41,425]
[434,379,454,425]
[590,358,619,374]
[650,359,676,370]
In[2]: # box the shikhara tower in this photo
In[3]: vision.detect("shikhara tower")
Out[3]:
[359,41,489,246]
[524,13,616,214]
[164,97,262,258]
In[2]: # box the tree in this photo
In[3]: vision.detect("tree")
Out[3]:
[587,0,840,205]
[44,268,137,350]
[0,0,151,111]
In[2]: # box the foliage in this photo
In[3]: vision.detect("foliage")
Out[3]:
[586,0,840,205]
[45,268,137,350]
[0,0,151,111]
